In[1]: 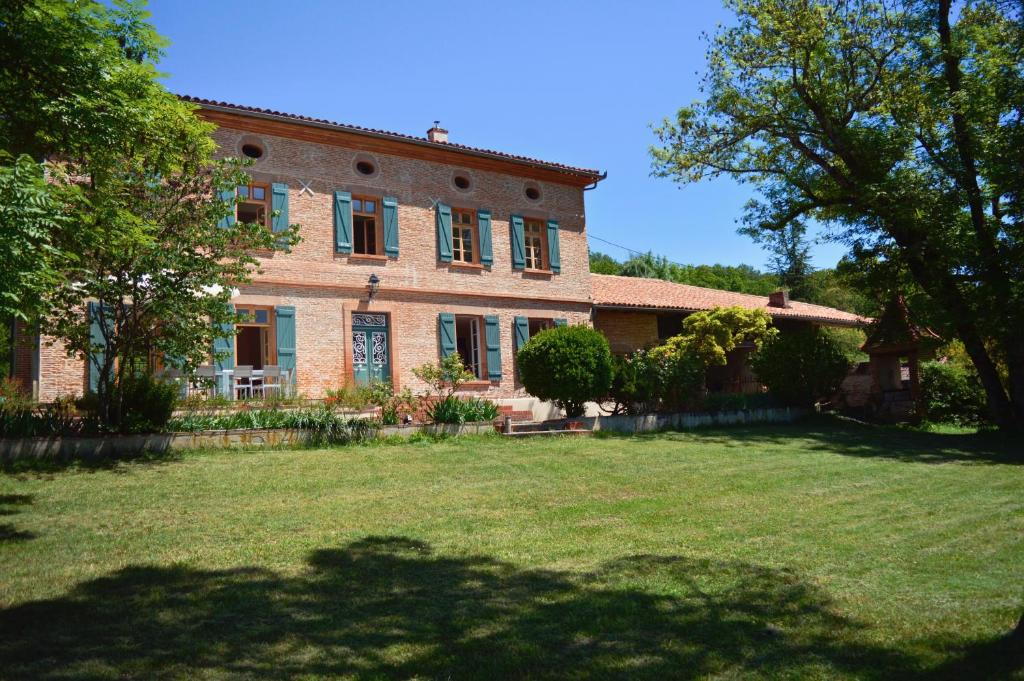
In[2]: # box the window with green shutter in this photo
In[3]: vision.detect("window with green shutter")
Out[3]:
[484,315,502,380]
[334,190,352,253]
[478,210,493,265]
[382,197,399,256]
[547,219,561,273]
[510,215,526,269]
[275,306,296,386]
[436,203,453,262]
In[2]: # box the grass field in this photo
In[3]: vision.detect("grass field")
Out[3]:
[1,418,1022,679]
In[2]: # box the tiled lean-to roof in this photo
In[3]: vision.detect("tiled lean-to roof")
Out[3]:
[180,96,605,181]
[591,274,867,327]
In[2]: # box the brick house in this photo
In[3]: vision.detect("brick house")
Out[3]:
[591,274,865,393]
[8,99,865,406]
[12,98,606,402]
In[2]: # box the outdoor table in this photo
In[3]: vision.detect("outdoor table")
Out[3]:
[215,369,290,399]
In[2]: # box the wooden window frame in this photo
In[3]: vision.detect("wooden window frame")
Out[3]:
[236,182,271,228]
[451,207,479,264]
[234,305,277,367]
[453,314,487,381]
[528,318,554,336]
[352,195,384,256]
[522,218,548,271]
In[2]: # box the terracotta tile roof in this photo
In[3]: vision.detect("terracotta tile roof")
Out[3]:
[591,274,867,327]
[180,96,606,180]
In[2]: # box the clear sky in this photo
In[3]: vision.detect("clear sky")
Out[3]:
[149,0,847,270]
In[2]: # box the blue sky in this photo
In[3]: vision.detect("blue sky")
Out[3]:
[149,0,847,270]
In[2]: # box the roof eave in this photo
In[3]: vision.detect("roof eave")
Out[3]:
[191,100,606,183]
[593,303,867,328]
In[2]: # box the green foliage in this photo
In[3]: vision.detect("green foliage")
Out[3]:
[821,327,868,364]
[920,361,988,427]
[362,382,414,426]
[588,251,622,275]
[669,307,777,367]
[109,373,177,434]
[412,354,475,401]
[425,396,500,425]
[0,0,302,430]
[0,154,72,321]
[752,328,851,408]
[167,407,376,446]
[0,379,92,437]
[517,325,613,417]
[607,351,661,415]
[590,251,780,296]
[651,0,1024,428]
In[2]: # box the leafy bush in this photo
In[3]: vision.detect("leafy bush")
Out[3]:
[675,307,776,366]
[425,395,500,424]
[607,351,661,415]
[647,339,707,411]
[752,328,851,407]
[0,382,93,437]
[412,354,475,398]
[920,360,987,426]
[167,407,375,445]
[517,325,613,417]
[361,381,414,425]
[115,374,178,433]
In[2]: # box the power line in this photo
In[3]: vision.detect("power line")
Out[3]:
[588,233,696,270]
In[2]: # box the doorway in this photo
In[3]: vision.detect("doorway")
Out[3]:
[351,313,390,385]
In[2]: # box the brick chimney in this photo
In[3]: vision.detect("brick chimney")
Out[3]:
[426,120,448,143]
[768,290,790,308]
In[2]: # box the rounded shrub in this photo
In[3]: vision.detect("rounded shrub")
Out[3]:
[751,327,850,407]
[517,325,613,417]
[920,360,987,426]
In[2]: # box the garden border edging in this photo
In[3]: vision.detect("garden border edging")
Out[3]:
[0,408,805,461]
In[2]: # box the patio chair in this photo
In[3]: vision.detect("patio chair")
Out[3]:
[259,365,282,399]
[195,365,217,398]
[233,365,254,400]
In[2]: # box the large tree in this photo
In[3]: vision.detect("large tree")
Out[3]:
[652,0,1023,430]
[0,0,299,425]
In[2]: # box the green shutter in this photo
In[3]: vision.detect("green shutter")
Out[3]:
[484,315,502,380]
[217,188,235,228]
[513,316,530,351]
[334,191,352,253]
[436,203,453,262]
[478,210,493,266]
[554,318,568,327]
[438,313,456,358]
[383,196,399,257]
[271,183,289,233]
[213,305,235,373]
[86,302,109,393]
[547,219,561,274]
[510,215,526,269]
[275,306,296,386]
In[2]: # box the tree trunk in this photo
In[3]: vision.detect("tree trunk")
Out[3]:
[955,322,1017,429]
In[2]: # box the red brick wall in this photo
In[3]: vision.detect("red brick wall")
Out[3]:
[32,118,597,401]
[234,283,591,398]
[211,125,592,306]
[593,309,659,354]
[10,320,35,395]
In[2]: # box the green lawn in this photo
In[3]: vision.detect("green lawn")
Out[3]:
[1,419,1022,680]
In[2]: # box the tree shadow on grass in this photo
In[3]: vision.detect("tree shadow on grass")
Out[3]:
[0,493,35,542]
[0,449,185,476]
[1,535,1008,680]
[641,417,1023,466]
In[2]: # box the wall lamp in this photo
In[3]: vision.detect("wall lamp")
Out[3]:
[367,273,381,302]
